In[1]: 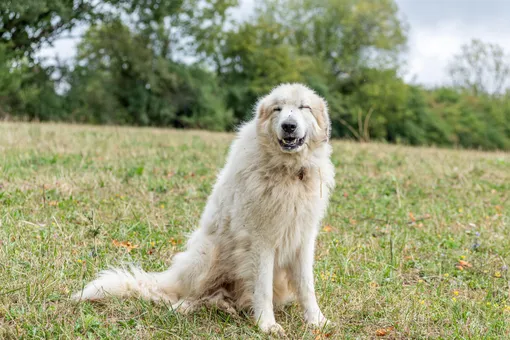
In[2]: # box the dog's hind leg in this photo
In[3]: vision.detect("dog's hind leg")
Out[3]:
[158,228,217,298]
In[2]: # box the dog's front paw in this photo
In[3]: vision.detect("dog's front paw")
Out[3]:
[258,321,286,337]
[172,300,197,314]
[304,310,333,328]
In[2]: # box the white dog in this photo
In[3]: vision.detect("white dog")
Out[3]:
[73,83,335,335]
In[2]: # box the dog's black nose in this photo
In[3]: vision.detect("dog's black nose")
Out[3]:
[281,122,297,133]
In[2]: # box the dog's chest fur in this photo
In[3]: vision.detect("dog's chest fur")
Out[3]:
[241,163,330,266]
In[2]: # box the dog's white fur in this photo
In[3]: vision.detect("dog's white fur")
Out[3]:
[73,83,335,335]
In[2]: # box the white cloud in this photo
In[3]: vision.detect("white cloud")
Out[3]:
[403,19,510,87]
[397,0,510,87]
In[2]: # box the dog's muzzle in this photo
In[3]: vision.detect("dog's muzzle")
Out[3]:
[278,120,305,151]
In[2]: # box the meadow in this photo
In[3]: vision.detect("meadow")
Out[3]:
[0,122,508,339]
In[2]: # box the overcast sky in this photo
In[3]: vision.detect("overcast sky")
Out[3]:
[39,0,510,88]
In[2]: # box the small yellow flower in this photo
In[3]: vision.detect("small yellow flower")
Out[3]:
[504,305,510,312]
[160,204,165,208]
[460,255,466,260]
[452,298,457,302]
[453,290,459,296]
[458,208,463,213]
[444,273,449,278]
[418,279,424,284]
[486,302,492,307]
[419,300,425,305]
[150,241,155,247]
[494,271,502,278]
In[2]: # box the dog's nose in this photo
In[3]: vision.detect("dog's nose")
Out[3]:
[281,121,297,133]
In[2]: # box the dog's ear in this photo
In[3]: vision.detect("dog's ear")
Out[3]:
[255,97,271,122]
[315,97,331,142]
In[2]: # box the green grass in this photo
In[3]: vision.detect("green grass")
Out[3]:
[0,122,509,339]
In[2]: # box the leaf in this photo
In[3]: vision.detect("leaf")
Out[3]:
[112,240,139,252]
[457,260,472,268]
[375,329,388,336]
[313,329,334,339]
[409,212,416,222]
[376,326,394,336]
[323,225,333,232]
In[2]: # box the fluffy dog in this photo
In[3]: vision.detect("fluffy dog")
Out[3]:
[73,83,335,335]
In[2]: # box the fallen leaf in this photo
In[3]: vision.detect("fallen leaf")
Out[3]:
[169,237,182,245]
[112,240,139,252]
[458,260,472,267]
[376,326,394,337]
[375,329,388,336]
[313,329,333,339]
[456,260,472,270]
[409,212,416,222]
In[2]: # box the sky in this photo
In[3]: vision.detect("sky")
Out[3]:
[39,0,510,88]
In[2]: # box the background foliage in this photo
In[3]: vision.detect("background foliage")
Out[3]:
[1,0,510,149]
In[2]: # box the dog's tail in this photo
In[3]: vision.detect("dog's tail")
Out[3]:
[71,265,178,302]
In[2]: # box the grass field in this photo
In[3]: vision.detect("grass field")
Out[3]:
[0,122,509,339]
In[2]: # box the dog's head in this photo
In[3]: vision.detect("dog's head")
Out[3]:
[256,83,330,154]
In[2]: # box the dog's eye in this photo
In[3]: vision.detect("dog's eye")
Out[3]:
[299,105,311,110]
[273,107,282,112]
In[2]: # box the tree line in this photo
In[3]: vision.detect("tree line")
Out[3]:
[1,0,509,150]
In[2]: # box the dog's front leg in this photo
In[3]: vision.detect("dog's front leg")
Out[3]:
[290,236,331,328]
[252,246,285,336]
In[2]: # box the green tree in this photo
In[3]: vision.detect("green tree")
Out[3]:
[65,20,233,129]
[256,0,407,76]
[0,0,110,59]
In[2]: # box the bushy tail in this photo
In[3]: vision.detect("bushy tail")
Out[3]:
[71,266,177,302]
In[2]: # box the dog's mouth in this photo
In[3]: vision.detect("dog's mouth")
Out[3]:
[278,135,306,151]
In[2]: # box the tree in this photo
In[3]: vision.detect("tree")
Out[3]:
[249,0,407,78]
[0,0,111,59]
[64,20,233,129]
[212,0,408,127]
[448,39,510,95]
